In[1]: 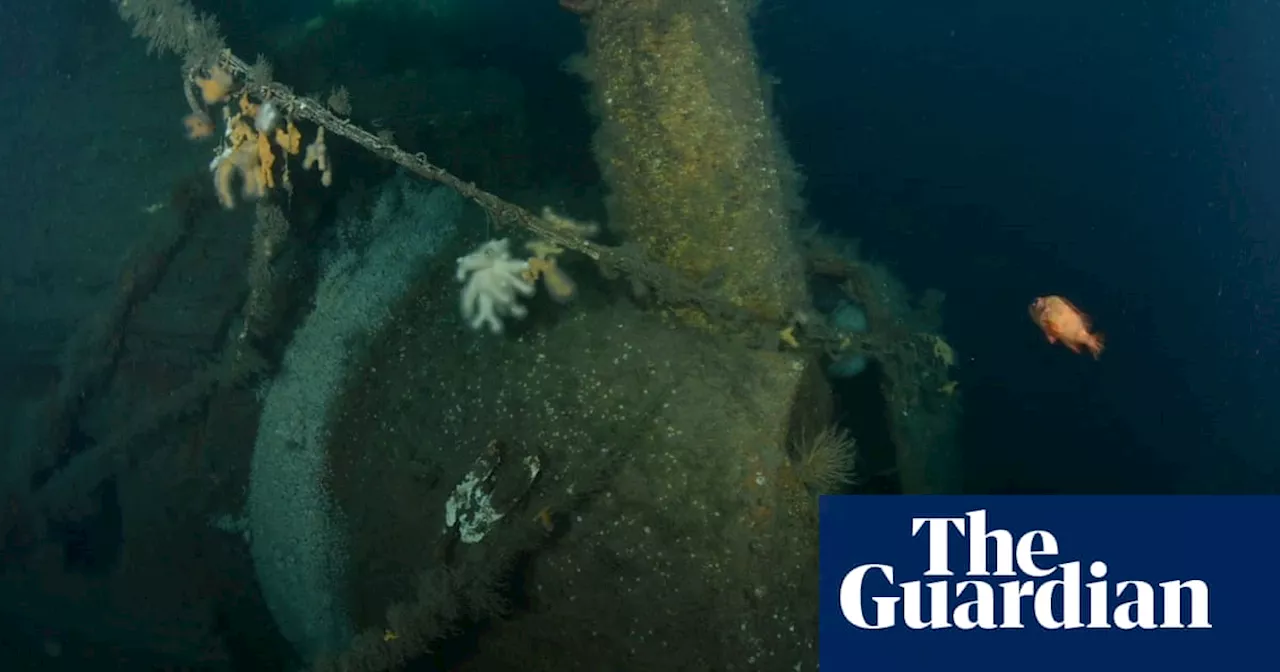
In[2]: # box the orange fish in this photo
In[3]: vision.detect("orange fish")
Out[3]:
[1028,295,1105,359]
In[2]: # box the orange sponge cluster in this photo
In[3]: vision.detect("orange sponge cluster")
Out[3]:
[196,66,235,104]
[211,95,304,209]
[183,66,327,209]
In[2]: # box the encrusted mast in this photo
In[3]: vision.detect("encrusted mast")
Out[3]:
[580,0,812,327]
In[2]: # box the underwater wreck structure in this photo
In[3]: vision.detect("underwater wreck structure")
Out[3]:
[0,0,959,668]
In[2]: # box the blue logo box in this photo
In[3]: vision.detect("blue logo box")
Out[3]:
[819,496,1280,670]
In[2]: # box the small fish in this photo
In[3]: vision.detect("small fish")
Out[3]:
[1028,295,1105,359]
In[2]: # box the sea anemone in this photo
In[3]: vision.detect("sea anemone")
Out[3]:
[793,425,858,494]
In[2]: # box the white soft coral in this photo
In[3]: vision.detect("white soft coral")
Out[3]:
[456,239,536,333]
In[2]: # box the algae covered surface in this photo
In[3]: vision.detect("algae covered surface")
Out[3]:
[320,230,823,669]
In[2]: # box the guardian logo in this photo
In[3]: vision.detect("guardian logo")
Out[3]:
[839,509,1211,631]
[820,497,1279,669]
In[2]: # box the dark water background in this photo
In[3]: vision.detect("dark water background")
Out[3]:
[758,0,1280,494]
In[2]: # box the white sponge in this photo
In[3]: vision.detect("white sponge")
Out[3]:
[456,239,536,333]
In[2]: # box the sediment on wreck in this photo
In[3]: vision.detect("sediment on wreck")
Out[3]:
[315,2,835,669]
[318,244,830,670]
